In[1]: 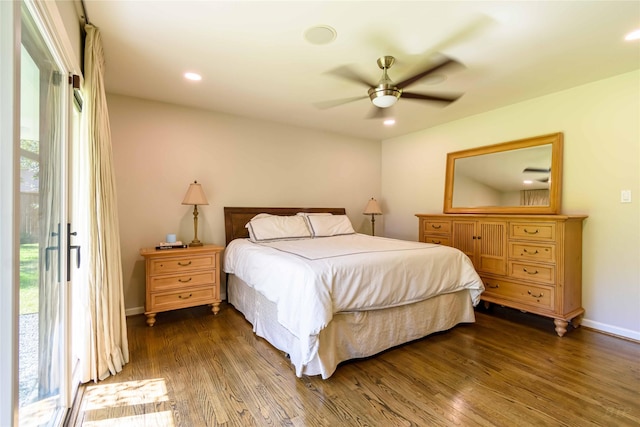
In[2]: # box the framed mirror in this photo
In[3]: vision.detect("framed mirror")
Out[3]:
[444,133,563,214]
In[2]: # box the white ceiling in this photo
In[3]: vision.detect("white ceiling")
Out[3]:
[82,0,640,141]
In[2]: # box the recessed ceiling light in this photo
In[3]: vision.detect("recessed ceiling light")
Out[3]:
[383,119,396,126]
[625,29,640,41]
[304,25,337,45]
[184,72,202,81]
[523,180,533,185]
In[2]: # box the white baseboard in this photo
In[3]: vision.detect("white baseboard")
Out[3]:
[582,318,640,342]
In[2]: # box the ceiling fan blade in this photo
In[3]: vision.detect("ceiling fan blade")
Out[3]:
[325,64,376,88]
[391,15,494,91]
[313,95,368,110]
[395,57,462,89]
[537,177,550,183]
[523,167,551,173]
[401,92,462,104]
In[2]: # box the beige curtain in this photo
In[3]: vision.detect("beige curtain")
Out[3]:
[38,70,63,398]
[520,189,549,206]
[80,24,129,382]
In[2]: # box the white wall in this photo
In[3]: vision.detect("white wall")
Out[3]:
[55,0,82,67]
[452,172,502,207]
[108,94,381,312]
[110,71,639,339]
[382,70,640,339]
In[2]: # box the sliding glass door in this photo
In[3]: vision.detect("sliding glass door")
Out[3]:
[18,2,77,426]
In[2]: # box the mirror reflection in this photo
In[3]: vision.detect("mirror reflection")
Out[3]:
[452,144,552,207]
[444,133,563,214]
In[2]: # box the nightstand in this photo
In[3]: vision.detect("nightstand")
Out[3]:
[140,244,223,326]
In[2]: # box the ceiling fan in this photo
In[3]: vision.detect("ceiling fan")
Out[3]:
[523,167,551,173]
[313,14,496,118]
[314,55,463,118]
[523,167,551,183]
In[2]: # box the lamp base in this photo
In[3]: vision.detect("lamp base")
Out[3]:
[370,214,376,236]
[189,205,204,247]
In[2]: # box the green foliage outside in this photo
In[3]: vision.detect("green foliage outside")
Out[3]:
[19,139,40,314]
[20,139,39,179]
[20,243,39,314]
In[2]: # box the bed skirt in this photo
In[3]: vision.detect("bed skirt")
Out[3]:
[228,274,476,379]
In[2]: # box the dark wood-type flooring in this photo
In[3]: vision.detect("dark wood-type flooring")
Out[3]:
[66,303,640,426]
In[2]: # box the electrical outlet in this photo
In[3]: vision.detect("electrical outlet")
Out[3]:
[621,190,632,203]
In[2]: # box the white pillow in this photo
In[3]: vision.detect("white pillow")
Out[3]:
[245,213,273,241]
[296,212,333,216]
[306,214,355,237]
[246,214,312,242]
[251,213,274,220]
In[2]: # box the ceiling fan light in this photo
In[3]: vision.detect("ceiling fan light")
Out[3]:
[372,95,397,108]
[369,88,401,108]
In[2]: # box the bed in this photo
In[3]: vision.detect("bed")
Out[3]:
[223,207,484,379]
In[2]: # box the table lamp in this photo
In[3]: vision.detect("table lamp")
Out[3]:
[363,197,383,236]
[182,181,209,246]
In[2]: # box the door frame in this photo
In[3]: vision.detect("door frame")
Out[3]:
[0,1,21,425]
[1,1,83,425]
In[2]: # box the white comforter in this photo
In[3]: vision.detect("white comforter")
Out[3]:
[224,234,484,364]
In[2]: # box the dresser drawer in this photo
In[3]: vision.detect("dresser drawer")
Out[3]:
[149,287,216,312]
[508,261,555,284]
[149,271,216,292]
[482,278,554,311]
[416,214,586,336]
[422,219,451,234]
[149,254,216,275]
[423,235,451,246]
[141,245,223,326]
[510,222,556,242]
[509,242,555,263]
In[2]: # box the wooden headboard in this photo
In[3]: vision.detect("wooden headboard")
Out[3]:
[224,207,346,245]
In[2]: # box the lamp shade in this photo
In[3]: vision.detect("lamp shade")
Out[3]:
[182,181,209,206]
[363,197,382,215]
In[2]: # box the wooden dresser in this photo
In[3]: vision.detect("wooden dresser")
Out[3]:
[140,245,223,326]
[416,214,587,336]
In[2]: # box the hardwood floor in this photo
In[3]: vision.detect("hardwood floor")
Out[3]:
[67,303,640,426]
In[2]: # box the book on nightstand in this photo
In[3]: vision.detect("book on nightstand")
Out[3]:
[155,241,188,250]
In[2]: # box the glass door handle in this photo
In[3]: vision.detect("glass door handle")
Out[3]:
[45,223,61,282]
[69,246,80,267]
[67,223,81,281]
[45,246,58,270]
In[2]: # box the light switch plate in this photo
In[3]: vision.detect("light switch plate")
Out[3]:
[621,190,632,203]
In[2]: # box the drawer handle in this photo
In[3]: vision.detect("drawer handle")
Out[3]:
[178,293,193,299]
[486,283,499,289]
[178,277,192,283]
[178,261,192,267]
[527,290,544,298]
[523,268,539,275]
[431,240,442,244]
[522,249,539,255]
[431,225,442,229]
[523,228,539,235]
